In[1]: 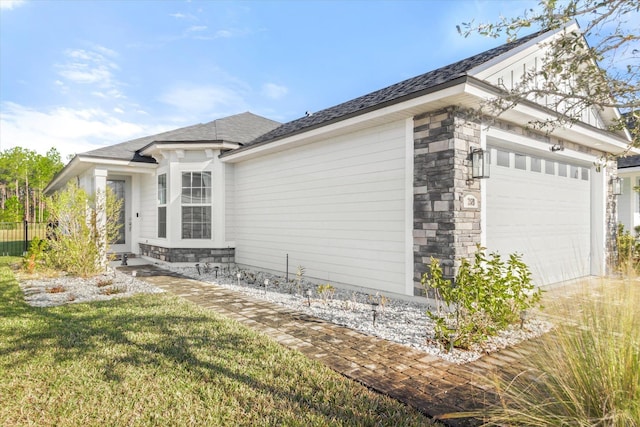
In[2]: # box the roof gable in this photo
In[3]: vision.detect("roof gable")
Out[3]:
[245,30,545,148]
[82,112,281,162]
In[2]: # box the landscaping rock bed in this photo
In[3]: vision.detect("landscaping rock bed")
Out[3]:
[17,263,552,364]
[168,265,553,364]
[19,269,164,307]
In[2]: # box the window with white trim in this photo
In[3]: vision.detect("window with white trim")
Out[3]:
[158,174,167,238]
[181,171,211,239]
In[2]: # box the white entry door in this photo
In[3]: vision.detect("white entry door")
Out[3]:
[486,147,591,285]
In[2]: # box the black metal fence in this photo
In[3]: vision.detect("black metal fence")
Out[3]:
[0,222,47,256]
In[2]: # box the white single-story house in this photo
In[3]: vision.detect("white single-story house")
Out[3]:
[46,24,632,297]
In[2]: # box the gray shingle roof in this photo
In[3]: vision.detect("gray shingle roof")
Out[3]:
[82,112,281,162]
[79,29,544,163]
[618,155,640,168]
[243,29,544,148]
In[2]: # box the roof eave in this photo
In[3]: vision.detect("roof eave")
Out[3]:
[464,77,634,155]
[140,140,241,158]
[220,76,470,162]
[618,165,640,174]
[44,155,158,194]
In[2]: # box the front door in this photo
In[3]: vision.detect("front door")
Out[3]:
[107,179,130,253]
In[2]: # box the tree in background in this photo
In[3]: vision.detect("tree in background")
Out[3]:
[0,147,63,223]
[459,0,639,149]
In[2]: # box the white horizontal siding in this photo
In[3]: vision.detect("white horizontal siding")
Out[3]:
[233,120,407,294]
[225,164,235,242]
[138,174,157,241]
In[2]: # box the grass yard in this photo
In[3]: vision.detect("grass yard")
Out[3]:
[0,258,435,426]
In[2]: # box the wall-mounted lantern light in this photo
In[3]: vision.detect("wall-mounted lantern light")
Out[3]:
[612,177,623,196]
[471,148,490,179]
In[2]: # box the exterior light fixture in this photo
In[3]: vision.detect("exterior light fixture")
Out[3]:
[612,177,623,196]
[214,266,219,278]
[471,148,490,179]
[236,272,241,286]
[371,301,379,327]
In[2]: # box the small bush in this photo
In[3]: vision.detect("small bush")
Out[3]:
[316,283,335,303]
[422,245,541,349]
[45,183,123,277]
[616,223,640,273]
[296,265,305,294]
[22,237,48,274]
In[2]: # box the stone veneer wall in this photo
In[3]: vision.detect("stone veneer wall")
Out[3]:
[139,243,235,264]
[413,107,482,296]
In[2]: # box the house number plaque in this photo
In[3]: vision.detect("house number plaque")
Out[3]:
[462,194,478,209]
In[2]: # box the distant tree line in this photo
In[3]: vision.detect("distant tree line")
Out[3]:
[0,147,64,223]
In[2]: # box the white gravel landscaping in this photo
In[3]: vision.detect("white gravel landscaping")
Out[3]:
[17,263,552,364]
[19,269,164,308]
[167,265,553,364]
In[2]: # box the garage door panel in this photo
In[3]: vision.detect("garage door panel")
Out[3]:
[486,147,591,286]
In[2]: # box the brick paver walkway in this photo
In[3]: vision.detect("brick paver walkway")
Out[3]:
[120,264,549,427]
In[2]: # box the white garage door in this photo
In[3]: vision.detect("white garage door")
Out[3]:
[486,146,591,286]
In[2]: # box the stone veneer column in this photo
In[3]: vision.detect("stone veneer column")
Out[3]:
[413,107,482,296]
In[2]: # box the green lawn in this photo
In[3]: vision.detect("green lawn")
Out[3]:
[0,258,435,426]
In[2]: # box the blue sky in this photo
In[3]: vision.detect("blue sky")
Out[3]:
[0,0,542,161]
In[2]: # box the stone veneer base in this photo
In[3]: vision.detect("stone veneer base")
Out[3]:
[139,243,235,264]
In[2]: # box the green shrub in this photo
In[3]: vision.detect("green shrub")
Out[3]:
[45,183,122,277]
[616,223,640,273]
[22,236,48,273]
[422,246,542,349]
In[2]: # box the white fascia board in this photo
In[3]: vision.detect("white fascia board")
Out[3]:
[44,155,157,194]
[470,22,627,141]
[140,141,239,157]
[220,83,467,163]
[469,23,579,79]
[75,156,158,174]
[618,166,640,175]
[44,156,83,194]
[464,82,633,155]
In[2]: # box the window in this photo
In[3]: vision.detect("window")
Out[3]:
[515,154,526,170]
[531,157,541,172]
[558,163,567,177]
[570,165,580,179]
[496,150,510,167]
[158,174,167,238]
[545,160,555,175]
[181,172,211,239]
[581,168,589,181]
